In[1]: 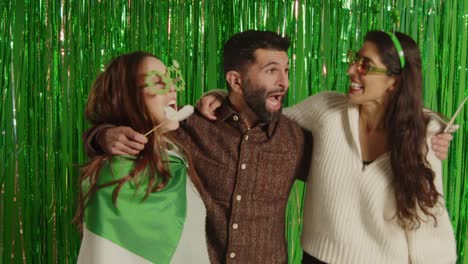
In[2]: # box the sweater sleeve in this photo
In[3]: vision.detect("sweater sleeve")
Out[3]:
[283,92,345,131]
[405,137,457,263]
[282,98,313,128]
[83,123,117,157]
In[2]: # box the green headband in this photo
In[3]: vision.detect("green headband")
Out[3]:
[385,31,406,69]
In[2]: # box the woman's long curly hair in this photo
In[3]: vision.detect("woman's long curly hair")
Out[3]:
[365,31,441,229]
[73,51,203,229]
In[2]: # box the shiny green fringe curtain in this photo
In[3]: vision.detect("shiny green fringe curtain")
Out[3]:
[1,0,466,263]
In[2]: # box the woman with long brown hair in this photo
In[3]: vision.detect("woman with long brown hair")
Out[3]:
[290,31,457,263]
[74,51,209,264]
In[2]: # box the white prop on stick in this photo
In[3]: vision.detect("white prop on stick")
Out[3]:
[144,105,194,136]
[443,97,467,133]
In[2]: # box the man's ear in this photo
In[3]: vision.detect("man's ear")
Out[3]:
[226,71,243,94]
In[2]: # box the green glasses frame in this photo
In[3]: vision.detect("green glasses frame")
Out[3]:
[347,51,391,76]
[142,60,186,95]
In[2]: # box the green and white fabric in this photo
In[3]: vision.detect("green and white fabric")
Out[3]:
[77,150,209,264]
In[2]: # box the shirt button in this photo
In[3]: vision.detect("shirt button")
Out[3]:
[229,252,236,259]
[236,195,241,201]
[241,164,246,170]
[232,223,238,229]
[233,115,239,121]
[245,135,249,140]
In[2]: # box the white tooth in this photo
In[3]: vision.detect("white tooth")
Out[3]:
[350,82,363,88]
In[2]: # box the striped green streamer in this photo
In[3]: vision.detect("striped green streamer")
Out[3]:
[0,1,466,263]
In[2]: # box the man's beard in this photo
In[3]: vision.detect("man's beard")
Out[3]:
[241,80,283,123]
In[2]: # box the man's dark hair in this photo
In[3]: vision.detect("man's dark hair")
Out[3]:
[223,30,290,82]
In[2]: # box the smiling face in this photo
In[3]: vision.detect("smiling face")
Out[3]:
[241,49,289,122]
[138,56,179,132]
[347,41,397,107]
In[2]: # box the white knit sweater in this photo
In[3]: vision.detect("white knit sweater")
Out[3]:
[284,92,457,264]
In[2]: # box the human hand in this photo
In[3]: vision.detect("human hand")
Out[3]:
[430,133,453,160]
[98,126,148,155]
[195,90,227,121]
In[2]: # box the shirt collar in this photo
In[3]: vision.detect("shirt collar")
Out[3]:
[215,100,277,137]
[215,100,237,122]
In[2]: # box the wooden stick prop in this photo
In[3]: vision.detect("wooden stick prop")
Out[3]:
[144,105,194,136]
[443,97,467,133]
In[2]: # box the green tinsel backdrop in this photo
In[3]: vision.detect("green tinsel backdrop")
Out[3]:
[0,0,466,263]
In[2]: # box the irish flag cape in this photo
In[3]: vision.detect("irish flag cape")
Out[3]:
[77,153,209,264]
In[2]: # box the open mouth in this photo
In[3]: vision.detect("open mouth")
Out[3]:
[349,82,364,93]
[167,100,177,110]
[164,100,178,119]
[266,93,284,111]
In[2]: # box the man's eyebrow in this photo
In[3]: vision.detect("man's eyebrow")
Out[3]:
[261,61,290,69]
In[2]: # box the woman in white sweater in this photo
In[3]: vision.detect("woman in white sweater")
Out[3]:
[285,31,457,263]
